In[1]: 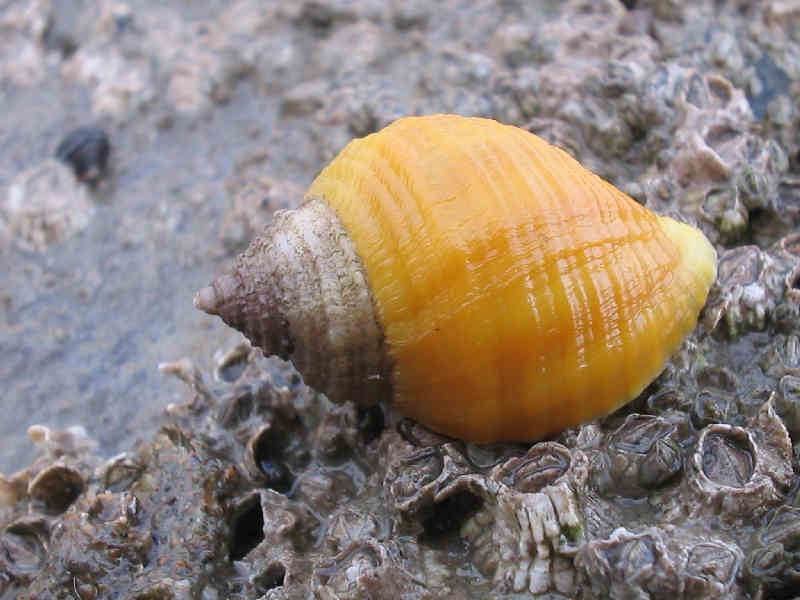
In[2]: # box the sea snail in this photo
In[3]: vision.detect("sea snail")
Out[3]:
[195,114,717,443]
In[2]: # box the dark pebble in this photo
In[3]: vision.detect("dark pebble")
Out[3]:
[55,126,111,184]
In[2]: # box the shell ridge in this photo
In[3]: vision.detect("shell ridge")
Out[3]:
[366,126,438,312]
[307,203,376,387]
[392,118,556,436]
[478,127,559,434]
[315,128,464,411]
[435,130,504,436]
[281,205,334,391]
[293,211,332,390]
[621,232,669,401]
[480,127,547,270]
[513,128,587,275]
[511,126,578,417]
[307,185,399,400]
[251,215,296,358]
[315,151,413,324]
[515,134,625,419]
[561,252,590,413]
[389,120,501,436]
[634,219,685,367]
[257,198,392,406]
[584,177,647,403]
[458,130,535,438]
[381,124,496,319]
[490,128,576,417]
[596,229,633,409]
[655,216,717,335]
[356,124,443,324]
[621,217,699,405]
[511,128,681,423]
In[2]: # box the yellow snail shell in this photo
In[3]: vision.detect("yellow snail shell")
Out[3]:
[195,115,717,443]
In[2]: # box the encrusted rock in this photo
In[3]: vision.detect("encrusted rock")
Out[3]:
[704,234,800,335]
[384,439,588,596]
[746,504,800,597]
[575,525,743,599]
[590,414,683,498]
[27,463,84,515]
[684,399,793,524]
[3,0,800,597]
[1,159,95,251]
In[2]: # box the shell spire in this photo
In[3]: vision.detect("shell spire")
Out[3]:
[194,197,392,407]
[196,114,717,443]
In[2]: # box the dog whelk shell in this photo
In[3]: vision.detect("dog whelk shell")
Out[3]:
[195,114,717,443]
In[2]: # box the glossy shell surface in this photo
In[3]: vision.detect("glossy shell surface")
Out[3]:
[306,115,716,441]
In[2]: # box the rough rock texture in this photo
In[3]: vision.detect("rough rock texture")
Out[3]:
[1,158,94,251]
[1,0,800,597]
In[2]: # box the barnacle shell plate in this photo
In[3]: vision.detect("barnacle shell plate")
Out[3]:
[306,115,716,442]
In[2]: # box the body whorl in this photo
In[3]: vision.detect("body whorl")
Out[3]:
[196,114,717,443]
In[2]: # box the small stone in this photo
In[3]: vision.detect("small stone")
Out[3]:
[55,126,111,184]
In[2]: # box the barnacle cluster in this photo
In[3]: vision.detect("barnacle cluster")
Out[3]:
[2,313,800,598]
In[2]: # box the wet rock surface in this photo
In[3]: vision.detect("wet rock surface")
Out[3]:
[1,0,800,597]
